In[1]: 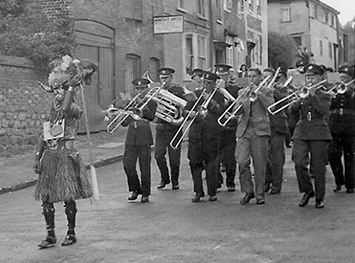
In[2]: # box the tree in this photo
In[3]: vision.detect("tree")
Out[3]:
[343,18,355,66]
[0,0,75,74]
[268,31,297,70]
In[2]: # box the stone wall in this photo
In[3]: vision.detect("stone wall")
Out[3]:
[0,55,50,157]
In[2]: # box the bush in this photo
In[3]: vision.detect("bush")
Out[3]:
[0,0,75,74]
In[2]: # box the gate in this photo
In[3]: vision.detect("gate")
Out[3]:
[74,20,114,133]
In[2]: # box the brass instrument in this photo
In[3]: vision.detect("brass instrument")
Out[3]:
[327,79,355,97]
[267,79,327,115]
[148,88,187,125]
[218,85,236,103]
[217,75,271,127]
[169,79,222,150]
[104,83,166,133]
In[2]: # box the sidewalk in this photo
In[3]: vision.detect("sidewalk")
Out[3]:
[0,128,129,195]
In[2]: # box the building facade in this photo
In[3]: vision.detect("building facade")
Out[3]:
[268,0,340,70]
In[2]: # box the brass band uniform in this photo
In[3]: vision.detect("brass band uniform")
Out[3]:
[215,64,240,191]
[186,72,225,202]
[155,67,186,190]
[328,65,355,194]
[290,64,332,209]
[121,78,157,203]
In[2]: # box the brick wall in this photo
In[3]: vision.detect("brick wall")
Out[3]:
[0,55,50,157]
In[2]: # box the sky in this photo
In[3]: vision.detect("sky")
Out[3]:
[321,0,355,25]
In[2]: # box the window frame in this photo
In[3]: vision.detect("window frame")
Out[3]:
[281,2,291,22]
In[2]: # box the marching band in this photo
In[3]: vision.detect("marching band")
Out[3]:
[102,63,355,208]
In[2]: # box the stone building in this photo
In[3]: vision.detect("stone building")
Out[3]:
[268,0,340,70]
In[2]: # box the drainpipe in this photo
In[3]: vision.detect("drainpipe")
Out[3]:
[209,0,214,68]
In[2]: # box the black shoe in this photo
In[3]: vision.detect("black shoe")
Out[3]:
[227,186,236,192]
[240,193,255,205]
[209,195,217,201]
[141,196,149,203]
[61,234,76,246]
[38,236,56,249]
[157,181,169,189]
[192,192,204,203]
[333,185,342,192]
[346,188,354,193]
[256,199,265,205]
[172,184,179,190]
[270,189,281,195]
[299,191,315,207]
[315,200,324,209]
[128,191,139,200]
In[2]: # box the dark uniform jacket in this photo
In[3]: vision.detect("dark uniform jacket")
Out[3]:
[122,100,157,145]
[328,89,355,136]
[290,89,332,141]
[269,85,288,134]
[185,89,225,140]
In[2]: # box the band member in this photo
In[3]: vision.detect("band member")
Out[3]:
[190,68,205,90]
[215,64,240,191]
[234,68,274,205]
[264,69,288,194]
[33,56,97,248]
[185,72,225,202]
[290,64,332,209]
[328,65,355,194]
[120,78,157,203]
[155,67,186,190]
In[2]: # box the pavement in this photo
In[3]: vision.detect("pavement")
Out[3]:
[0,127,130,195]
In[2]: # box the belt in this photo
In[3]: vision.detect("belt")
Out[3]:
[330,109,355,116]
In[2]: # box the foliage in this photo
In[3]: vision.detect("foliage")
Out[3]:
[343,19,355,66]
[0,0,76,74]
[268,31,297,70]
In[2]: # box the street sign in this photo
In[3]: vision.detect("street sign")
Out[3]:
[153,15,183,34]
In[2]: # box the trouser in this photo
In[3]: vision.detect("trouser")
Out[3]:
[155,128,181,185]
[265,131,286,192]
[188,135,219,197]
[328,134,355,190]
[292,139,329,201]
[236,124,269,200]
[123,144,152,196]
[218,128,237,187]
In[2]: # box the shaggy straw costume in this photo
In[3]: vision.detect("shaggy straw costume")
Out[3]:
[33,55,97,249]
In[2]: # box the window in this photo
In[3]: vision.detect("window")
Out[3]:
[178,0,184,9]
[293,36,302,47]
[281,3,291,22]
[183,33,208,79]
[198,35,207,69]
[252,35,262,65]
[319,40,323,56]
[224,0,233,12]
[256,0,261,16]
[125,54,141,94]
[331,14,335,27]
[226,36,234,66]
[314,5,318,19]
[325,11,329,24]
[328,42,332,58]
[197,0,206,17]
[216,0,222,21]
[248,0,254,13]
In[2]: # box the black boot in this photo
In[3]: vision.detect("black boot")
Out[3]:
[38,202,57,249]
[61,200,77,246]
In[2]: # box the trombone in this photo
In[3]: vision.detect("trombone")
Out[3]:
[104,82,166,133]
[326,79,355,97]
[169,79,222,150]
[218,75,271,127]
[267,79,327,115]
